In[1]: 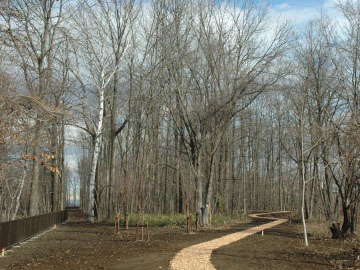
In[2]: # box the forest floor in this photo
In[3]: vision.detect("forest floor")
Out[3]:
[1,212,359,270]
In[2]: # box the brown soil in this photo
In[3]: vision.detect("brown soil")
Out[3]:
[0,213,358,270]
[212,218,360,270]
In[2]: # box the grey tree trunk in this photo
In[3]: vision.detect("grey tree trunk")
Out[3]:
[29,121,42,216]
[51,119,59,212]
[203,157,215,226]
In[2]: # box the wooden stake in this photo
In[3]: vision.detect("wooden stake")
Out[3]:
[209,204,212,226]
[262,230,264,236]
[114,216,120,234]
[146,222,150,241]
[195,189,198,215]
[135,220,139,241]
[189,215,193,232]
[1,248,4,257]
[195,188,199,230]
[186,197,191,233]
[135,194,141,241]
[196,211,200,231]
[186,216,190,233]
[141,199,145,242]
[124,195,129,230]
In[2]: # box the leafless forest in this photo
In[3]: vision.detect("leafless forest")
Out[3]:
[0,0,359,240]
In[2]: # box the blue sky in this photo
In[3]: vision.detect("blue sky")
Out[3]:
[270,0,325,7]
[269,0,338,25]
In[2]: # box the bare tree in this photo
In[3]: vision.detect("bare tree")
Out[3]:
[1,0,67,216]
[160,0,291,225]
[68,0,131,221]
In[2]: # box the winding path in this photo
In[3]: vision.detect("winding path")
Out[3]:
[169,212,288,270]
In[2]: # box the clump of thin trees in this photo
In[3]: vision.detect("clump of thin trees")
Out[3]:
[0,0,359,241]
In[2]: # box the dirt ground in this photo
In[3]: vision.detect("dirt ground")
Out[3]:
[213,218,359,270]
[1,212,359,270]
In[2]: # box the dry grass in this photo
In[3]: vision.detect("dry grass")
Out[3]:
[306,219,332,239]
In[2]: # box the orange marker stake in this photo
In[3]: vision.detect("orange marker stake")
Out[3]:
[2,247,5,257]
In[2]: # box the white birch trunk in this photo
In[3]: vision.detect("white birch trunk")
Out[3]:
[88,87,105,222]
[11,161,27,220]
[300,107,309,246]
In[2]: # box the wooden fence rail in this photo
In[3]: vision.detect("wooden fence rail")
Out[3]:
[0,210,67,250]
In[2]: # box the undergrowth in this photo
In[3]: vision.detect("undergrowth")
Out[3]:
[106,213,248,227]
[306,220,332,239]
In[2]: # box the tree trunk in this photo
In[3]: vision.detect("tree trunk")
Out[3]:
[88,87,105,222]
[203,156,215,226]
[341,203,351,235]
[51,119,59,212]
[350,205,357,234]
[195,155,203,225]
[301,109,309,246]
[29,120,42,216]
[11,160,27,220]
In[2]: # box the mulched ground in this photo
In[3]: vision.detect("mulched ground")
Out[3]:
[0,212,359,270]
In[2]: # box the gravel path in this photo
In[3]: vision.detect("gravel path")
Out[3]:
[169,212,288,270]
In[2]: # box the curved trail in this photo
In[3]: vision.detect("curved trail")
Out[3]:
[169,211,288,270]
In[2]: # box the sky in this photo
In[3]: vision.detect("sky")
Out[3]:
[270,0,338,25]
[270,0,324,6]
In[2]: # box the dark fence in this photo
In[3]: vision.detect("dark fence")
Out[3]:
[0,210,67,249]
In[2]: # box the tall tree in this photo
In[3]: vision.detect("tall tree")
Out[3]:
[2,0,66,216]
